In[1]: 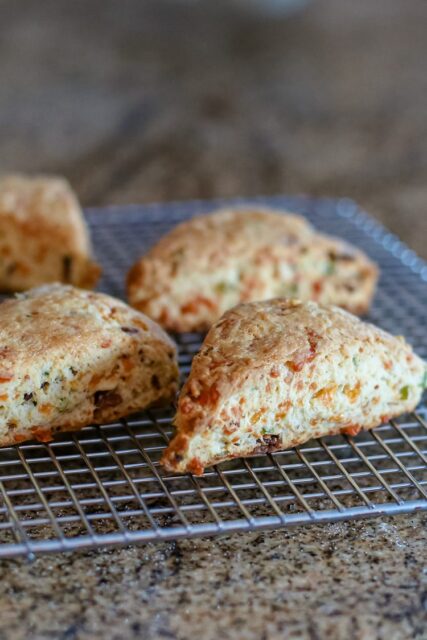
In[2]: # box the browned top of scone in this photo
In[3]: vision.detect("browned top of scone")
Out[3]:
[127,208,313,291]
[144,207,311,261]
[127,207,378,331]
[128,206,375,278]
[0,174,92,254]
[0,284,176,373]
[175,299,414,424]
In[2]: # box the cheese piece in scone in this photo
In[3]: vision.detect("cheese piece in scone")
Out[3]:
[0,284,178,447]
[127,207,378,332]
[0,174,100,291]
[162,299,426,475]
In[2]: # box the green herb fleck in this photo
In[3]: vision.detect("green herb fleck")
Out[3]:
[421,369,427,390]
[400,385,409,400]
[325,261,336,276]
[280,282,298,296]
[215,281,236,294]
[57,397,71,413]
[352,355,360,368]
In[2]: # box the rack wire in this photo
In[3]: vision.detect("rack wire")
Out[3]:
[0,196,425,559]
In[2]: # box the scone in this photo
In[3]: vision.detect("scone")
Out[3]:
[0,284,178,447]
[0,174,100,291]
[162,299,426,475]
[127,207,378,332]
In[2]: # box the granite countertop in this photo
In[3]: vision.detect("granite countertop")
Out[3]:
[1,516,426,640]
[0,1,427,638]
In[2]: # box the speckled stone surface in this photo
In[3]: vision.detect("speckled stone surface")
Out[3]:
[1,515,426,640]
[0,1,427,638]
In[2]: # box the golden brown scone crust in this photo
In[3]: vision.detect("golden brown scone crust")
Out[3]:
[162,299,425,475]
[127,207,378,332]
[0,174,100,291]
[0,284,178,447]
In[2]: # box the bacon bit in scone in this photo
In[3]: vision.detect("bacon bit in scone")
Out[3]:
[187,457,204,475]
[0,374,13,383]
[181,297,217,315]
[0,394,8,401]
[254,434,281,453]
[312,280,323,297]
[270,367,280,378]
[100,339,112,349]
[13,433,28,444]
[286,360,303,373]
[121,326,139,334]
[342,425,362,437]
[31,427,53,443]
[383,360,393,370]
[94,390,122,409]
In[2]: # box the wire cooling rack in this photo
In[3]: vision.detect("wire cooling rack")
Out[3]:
[0,196,426,560]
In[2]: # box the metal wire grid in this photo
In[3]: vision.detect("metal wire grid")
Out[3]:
[0,196,425,559]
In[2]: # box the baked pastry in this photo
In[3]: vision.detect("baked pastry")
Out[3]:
[162,299,426,475]
[0,284,178,447]
[0,174,100,291]
[127,207,378,332]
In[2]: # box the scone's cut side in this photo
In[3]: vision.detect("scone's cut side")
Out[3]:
[127,207,378,332]
[0,174,101,291]
[162,299,426,475]
[0,284,178,447]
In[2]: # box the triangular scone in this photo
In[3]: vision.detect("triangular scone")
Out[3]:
[0,174,100,291]
[162,299,425,475]
[0,284,178,447]
[127,207,378,332]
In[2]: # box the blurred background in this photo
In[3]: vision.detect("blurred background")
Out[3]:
[1,0,426,256]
